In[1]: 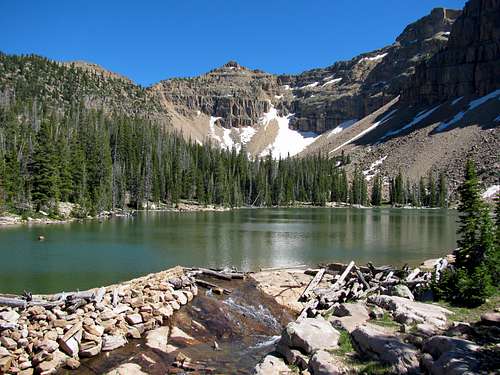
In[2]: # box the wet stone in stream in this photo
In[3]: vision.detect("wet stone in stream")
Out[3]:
[64,278,294,374]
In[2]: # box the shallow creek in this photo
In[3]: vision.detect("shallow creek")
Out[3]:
[65,277,294,374]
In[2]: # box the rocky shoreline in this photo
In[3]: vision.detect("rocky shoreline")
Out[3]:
[250,259,499,375]
[0,267,198,374]
[1,260,498,374]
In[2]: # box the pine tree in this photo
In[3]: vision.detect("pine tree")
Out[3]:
[30,119,59,210]
[438,172,448,208]
[371,174,382,206]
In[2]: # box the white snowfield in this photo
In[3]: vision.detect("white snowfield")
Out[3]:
[381,105,440,140]
[329,109,398,154]
[359,53,388,63]
[436,89,500,132]
[259,106,318,159]
[298,82,319,89]
[327,119,358,138]
[482,185,499,199]
[322,78,342,86]
[363,156,387,181]
[209,116,256,152]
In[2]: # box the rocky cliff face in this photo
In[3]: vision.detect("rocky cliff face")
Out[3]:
[152,8,461,134]
[152,61,280,128]
[279,8,461,133]
[404,0,500,104]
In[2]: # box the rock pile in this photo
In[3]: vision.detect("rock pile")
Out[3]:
[0,266,197,374]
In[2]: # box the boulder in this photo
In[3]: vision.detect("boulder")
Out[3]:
[369,295,451,328]
[145,326,170,352]
[253,354,292,375]
[79,341,102,357]
[480,312,500,326]
[328,302,370,332]
[390,284,414,301]
[280,317,340,354]
[309,350,348,375]
[421,336,481,374]
[351,323,419,374]
[0,336,17,350]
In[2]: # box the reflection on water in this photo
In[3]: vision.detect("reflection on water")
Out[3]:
[0,208,457,294]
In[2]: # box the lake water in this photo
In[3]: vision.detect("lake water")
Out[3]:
[0,208,458,294]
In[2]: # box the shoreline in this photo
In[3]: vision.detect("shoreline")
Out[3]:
[0,201,456,228]
[1,257,497,374]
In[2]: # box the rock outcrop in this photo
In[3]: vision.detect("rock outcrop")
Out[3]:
[404,0,500,104]
[152,61,280,128]
[351,323,420,374]
[278,7,461,133]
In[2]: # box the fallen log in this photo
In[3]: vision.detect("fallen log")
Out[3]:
[0,297,27,308]
[196,268,233,280]
[299,268,325,301]
[195,279,231,294]
[354,266,370,289]
[298,299,319,321]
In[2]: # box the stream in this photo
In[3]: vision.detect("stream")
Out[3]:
[65,277,293,374]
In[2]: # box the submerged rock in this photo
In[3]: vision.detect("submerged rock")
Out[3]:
[145,326,170,352]
[351,323,419,374]
[105,363,148,375]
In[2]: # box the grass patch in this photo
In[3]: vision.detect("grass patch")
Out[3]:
[355,361,393,375]
[331,330,354,356]
[433,292,500,323]
[371,312,399,328]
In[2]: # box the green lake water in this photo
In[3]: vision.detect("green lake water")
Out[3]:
[0,208,458,294]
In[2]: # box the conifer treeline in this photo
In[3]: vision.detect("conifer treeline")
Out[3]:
[0,103,449,215]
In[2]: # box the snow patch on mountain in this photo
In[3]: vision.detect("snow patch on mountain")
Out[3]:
[327,119,358,138]
[322,78,342,86]
[482,185,499,199]
[436,89,500,132]
[363,156,387,181]
[359,53,388,63]
[330,109,398,153]
[259,106,318,159]
[298,82,319,89]
[381,105,440,140]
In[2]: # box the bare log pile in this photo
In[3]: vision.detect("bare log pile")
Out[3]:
[298,258,450,319]
[0,266,198,374]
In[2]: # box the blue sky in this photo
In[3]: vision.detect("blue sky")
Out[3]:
[1,0,466,86]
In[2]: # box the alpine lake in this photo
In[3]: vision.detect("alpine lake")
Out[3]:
[0,207,458,294]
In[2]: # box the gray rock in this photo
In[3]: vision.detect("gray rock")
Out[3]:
[309,350,348,375]
[480,312,500,326]
[328,302,370,333]
[253,354,292,375]
[390,284,414,301]
[106,363,148,375]
[369,306,384,319]
[422,336,481,375]
[0,310,20,323]
[369,295,451,328]
[351,323,419,374]
[281,317,340,354]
